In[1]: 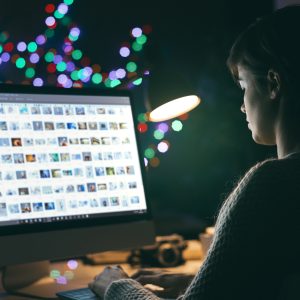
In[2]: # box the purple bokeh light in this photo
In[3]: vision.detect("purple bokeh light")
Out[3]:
[119,47,130,57]
[116,68,126,79]
[58,3,69,14]
[33,78,43,86]
[1,52,10,62]
[36,35,46,45]
[29,53,40,64]
[17,42,27,52]
[131,27,142,38]
[45,16,55,27]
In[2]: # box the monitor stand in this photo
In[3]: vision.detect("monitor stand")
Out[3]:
[2,261,50,296]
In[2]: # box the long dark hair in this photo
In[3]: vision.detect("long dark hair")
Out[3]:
[227,5,300,99]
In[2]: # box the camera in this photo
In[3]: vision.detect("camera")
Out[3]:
[128,234,187,267]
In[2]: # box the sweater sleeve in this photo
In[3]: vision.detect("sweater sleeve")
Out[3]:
[105,278,161,300]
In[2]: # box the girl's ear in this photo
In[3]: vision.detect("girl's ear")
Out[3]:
[267,69,281,100]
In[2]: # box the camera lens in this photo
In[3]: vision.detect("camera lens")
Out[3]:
[157,243,181,267]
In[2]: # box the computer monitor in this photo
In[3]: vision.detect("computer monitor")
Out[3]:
[0,84,155,270]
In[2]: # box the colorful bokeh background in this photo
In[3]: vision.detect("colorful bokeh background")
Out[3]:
[0,0,276,237]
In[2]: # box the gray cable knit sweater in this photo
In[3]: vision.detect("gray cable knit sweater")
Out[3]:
[105,153,300,300]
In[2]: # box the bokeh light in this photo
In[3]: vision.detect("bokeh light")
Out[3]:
[157,141,170,153]
[67,259,78,270]
[171,120,183,132]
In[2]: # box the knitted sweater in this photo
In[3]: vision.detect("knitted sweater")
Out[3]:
[105,153,300,300]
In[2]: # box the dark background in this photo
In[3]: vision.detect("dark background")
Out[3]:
[0,0,280,238]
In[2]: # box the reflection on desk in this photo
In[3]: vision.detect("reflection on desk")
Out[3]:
[0,240,204,300]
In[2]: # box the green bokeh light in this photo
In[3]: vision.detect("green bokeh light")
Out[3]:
[50,270,61,279]
[136,35,147,45]
[144,148,155,159]
[154,130,164,140]
[45,29,54,38]
[71,70,79,81]
[64,0,74,4]
[54,10,64,19]
[104,79,121,88]
[132,78,142,86]
[61,16,71,26]
[0,45,3,54]
[92,73,102,84]
[27,42,37,53]
[138,113,147,123]
[69,34,79,42]
[72,50,82,60]
[171,120,183,132]
[0,33,8,43]
[25,68,35,78]
[132,41,143,52]
[16,58,26,69]
[56,61,67,72]
[126,62,137,72]
[45,52,54,62]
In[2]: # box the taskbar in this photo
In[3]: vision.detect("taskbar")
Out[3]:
[0,209,148,227]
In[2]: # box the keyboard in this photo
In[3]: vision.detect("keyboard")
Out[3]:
[56,287,99,300]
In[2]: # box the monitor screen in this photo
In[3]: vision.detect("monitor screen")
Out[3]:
[0,84,155,267]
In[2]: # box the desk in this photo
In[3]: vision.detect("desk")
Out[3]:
[0,240,203,299]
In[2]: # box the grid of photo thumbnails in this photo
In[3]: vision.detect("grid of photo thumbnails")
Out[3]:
[0,101,147,222]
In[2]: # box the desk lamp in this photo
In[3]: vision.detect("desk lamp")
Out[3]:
[148,94,201,122]
[145,67,201,122]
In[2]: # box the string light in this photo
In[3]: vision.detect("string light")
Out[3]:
[0,1,189,168]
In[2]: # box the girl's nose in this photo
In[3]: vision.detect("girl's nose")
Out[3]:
[240,103,246,113]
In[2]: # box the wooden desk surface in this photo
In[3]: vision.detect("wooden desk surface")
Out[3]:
[0,240,204,299]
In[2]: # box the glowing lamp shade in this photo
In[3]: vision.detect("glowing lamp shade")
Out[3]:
[148,95,200,122]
